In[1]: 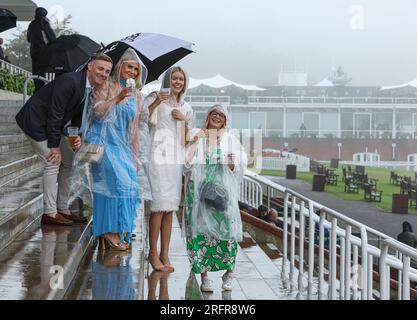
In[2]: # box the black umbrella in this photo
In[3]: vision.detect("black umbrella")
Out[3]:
[39,34,101,73]
[101,32,194,84]
[0,8,17,33]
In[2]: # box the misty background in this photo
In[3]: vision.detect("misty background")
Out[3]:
[3,0,417,86]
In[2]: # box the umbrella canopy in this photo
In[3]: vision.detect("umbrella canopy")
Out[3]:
[0,8,17,32]
[39,34,101,73]
[102,32,194,84]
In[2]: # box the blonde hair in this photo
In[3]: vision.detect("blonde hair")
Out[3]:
[111,49,143,89]
[164,66,187,102]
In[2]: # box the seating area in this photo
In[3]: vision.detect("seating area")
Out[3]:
[341,165,382,202]
[344,177,359,193]
[391,170,417,209]
[313,163,339,186]
[363,183,382,202]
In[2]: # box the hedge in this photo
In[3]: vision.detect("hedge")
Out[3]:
[0,69,35,96]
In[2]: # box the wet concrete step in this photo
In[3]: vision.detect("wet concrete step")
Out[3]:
[0,168,43,251]
[0,133,26,145]
[65,210,203,300]
[0,122,21,133]
[0,217,93,300]
[0,153,41,187]
[64,209,147,300]
[0,100,22,110]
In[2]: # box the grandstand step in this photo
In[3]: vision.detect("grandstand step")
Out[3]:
[0,100,23,109]
[0,168,43,251]
[0,122,22,133]
[65,212,203,300]
[240,231,257,248]
[0,153,41,187]
[0,217,93,300]
[261,242,281,259]
[0,133,26,145]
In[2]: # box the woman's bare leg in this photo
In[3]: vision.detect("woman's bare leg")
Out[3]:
[160,211,173,268]
[148,212,165,270]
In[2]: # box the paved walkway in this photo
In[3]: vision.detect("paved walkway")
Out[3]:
[267,176,417,239]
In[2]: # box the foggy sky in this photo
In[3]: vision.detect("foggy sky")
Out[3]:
[5,0,417,86]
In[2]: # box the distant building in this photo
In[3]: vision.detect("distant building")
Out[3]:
[277,72,308,86]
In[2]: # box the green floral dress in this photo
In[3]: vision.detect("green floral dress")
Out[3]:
[185,147,238,274]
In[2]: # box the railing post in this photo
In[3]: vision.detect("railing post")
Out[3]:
[402,256,410,300]
[379,243,389,300]
[329,217,337,299]
[318,211,325,296]
[307,201,315,296]
[282,192,289,265]
[359,227,368,300]
[290,196,296,278]
[367,254,373,300]
[345,226,352,300]
[298,201,305,292]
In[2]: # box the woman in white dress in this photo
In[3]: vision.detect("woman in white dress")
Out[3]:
[145,66,193,272]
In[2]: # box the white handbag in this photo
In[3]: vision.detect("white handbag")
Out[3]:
[149,108,158,126]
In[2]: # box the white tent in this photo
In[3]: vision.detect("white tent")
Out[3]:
[314,77,334,87]
[189,74,265,91]
[142,74,265,93]
[380,78,417,91]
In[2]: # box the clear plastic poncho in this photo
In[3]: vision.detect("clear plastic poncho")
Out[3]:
[111,48,152,201]
[144,67,194,213]
[69,49,147,205]
[185,105,247,242]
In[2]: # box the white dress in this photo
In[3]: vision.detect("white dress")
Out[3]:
[148,96,193,212]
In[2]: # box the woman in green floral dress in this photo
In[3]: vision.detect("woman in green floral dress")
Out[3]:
[184,105,247,292]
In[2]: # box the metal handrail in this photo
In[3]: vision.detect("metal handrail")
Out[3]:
[247,96,417,105]
[243,169,417,300]
[23,75,50,104]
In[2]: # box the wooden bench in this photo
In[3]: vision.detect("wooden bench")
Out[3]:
[364,183,382,202]
[344,177,359,193]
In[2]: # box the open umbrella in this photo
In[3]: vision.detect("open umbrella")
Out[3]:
[101,32,194,84]
[39,34,101,73]
[0,8,17,32]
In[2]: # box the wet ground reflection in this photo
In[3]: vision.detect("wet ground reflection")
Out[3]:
[91,250,137,300]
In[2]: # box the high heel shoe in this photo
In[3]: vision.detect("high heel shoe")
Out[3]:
[103,235,127,251]
[148,255,167,272]
[98,236,108,251]
[160,256,175,273]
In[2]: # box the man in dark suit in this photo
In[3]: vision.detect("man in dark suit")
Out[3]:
[15,53,113,225]
[27,7,57,92]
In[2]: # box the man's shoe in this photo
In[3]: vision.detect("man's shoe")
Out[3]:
[41,213,74,226]
[58,211,88,224]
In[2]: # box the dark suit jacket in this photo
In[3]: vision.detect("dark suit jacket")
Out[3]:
[15,71,87,148]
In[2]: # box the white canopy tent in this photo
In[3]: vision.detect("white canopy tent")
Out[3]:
[314,77,334,87]
[142,74,265,93]
[0,0,37,21]
[189,74,265,91]
[380,78,417,91]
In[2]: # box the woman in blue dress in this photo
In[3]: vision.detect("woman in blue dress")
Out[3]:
[84,49,147,250]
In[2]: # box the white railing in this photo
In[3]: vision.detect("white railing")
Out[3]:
[255,154,310,172]
[184,95,230,106]
[248,96,417,105]
[340,160,417,172]
[0,60,32,78]
[243,170,417,300]
[240,176,263,208]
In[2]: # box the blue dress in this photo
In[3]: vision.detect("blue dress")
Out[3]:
[85,95,141,243]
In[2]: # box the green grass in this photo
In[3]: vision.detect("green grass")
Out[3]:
[257,167,417,214]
